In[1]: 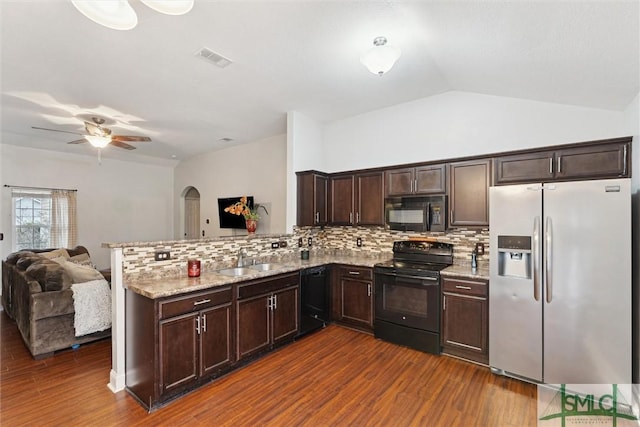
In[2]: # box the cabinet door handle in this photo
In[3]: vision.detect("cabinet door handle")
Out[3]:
[356,212,360,224]
[443,295,446,311]
[273,294,277,310]
[410,180,414,193]
[315,212,319,223]
[348,271,360,276]
[414,179,417,193]
[193,299,211,306]
[549,157,553,174]
[349,212,353,224]
[623,145,628,176]
[455,285,472,290]
[202,314,207,333]
[449,209,454,225]
[367,284,371,297]
[196,316,201,335]
[267,295,272,310]
[557,156,562,174]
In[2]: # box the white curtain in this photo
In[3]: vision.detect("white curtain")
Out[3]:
[51,190,78,248]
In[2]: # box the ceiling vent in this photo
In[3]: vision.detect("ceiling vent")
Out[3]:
[195,47,233,68]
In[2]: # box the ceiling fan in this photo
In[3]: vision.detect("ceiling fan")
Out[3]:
[32,116,151,150]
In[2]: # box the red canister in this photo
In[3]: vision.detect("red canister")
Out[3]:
[188,259,201,277]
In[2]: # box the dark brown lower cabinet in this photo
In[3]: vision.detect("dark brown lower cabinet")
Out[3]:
[441,276,489,365]
[236,272,299,361]
[126,286,233,410]
[331,265,373,331]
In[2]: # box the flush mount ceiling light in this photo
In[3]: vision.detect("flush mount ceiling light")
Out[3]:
[71,1,138,31]
[139,0,194,15]
[360,36,402,76]
[84,135,111,148]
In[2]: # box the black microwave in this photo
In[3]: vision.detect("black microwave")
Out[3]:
[384,196,447,232]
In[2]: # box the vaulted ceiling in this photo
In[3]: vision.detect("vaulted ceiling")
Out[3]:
[1,1,638,163]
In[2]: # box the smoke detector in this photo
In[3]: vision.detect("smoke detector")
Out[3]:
[195,47,233,68]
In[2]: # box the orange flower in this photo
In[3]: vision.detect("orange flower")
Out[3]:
[224,197,269,220]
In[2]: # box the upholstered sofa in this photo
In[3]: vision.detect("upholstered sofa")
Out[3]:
[2,246,111,359]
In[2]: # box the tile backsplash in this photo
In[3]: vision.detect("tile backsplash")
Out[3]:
[120,226,489,280]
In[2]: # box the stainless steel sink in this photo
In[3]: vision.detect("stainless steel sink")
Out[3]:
[248,263,283,272]
[216,267,255,277]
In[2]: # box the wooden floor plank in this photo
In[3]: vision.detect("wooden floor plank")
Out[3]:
[1,309,537,426]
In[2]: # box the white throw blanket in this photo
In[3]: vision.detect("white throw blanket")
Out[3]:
[71,279,112,337]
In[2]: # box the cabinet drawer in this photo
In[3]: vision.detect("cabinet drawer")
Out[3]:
[337,265,372,281]
[442,277,487,297]
[159,287,232,319]
[237,272,299,300]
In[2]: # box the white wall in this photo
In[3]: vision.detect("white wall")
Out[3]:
[173,134,287,238]
[0,144,175,269]
[322,91,633,172]
[286,111,325,232]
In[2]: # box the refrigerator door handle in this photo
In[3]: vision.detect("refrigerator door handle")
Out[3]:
[545,216,553,303]
[533,216,540,301]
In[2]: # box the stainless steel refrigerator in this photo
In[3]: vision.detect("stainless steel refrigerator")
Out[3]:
[489,178,631,384]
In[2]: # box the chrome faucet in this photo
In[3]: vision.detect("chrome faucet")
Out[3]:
[237,249,248,267]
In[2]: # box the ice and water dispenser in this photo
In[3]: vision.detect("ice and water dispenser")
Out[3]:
[497,236,532,279]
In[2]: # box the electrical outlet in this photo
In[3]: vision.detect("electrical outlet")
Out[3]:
[154,250,171,261]
[474,243,485,255]
[279,241,288,248]
[307,237,313,247]
[356,237,362,247]
[298,238,303,247]
[271,242,280,249]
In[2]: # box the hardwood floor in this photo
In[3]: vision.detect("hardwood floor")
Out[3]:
[0,309,537,426]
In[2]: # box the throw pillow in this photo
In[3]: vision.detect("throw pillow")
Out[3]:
[69,253,93,267]
[25,259,73,292]
[5,251,36,265]
[61,261,104,284]
[16,255,45,271]
[41,248,71,260]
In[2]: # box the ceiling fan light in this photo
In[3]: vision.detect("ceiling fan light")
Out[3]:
[85,135,111,148]
[71,0,137,30]
[139,0,194,15]
[360,37,402,76]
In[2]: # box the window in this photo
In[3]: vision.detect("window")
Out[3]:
[12,188,77,251]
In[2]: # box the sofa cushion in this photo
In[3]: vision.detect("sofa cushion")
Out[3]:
[60,261,104,284]
[16,255,45,271]
[25,259,72,292]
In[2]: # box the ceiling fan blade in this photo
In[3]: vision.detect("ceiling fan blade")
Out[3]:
[109,140,136,150]
[67,139,87,145]
[111,135,152,142]
[32,126,84,136]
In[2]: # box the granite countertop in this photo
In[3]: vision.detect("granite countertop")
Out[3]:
[125,253,392,299]
[442,262,490,281]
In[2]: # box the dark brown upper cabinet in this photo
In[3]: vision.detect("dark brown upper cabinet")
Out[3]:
[385,164,446,196]
[296,171,328,226]
[494,139,631,185]
[329,172,384,226]
[448,159,491,227]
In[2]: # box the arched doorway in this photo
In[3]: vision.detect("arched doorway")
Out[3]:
[184,186,200,239]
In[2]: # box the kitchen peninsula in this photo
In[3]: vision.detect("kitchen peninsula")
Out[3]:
[105,233,393,410]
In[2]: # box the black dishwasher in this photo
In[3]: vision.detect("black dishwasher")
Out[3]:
[299,266,329,336]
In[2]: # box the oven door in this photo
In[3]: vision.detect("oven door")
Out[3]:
[374,271,440,332]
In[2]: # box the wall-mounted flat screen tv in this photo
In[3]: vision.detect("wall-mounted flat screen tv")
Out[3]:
[217,196,254,229]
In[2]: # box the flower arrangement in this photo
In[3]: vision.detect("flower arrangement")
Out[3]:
[224,196,268,220]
